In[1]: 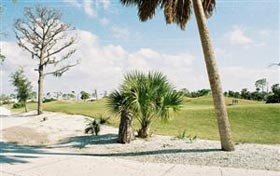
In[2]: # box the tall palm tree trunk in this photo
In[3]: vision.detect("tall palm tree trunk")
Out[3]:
[192,0,234,151]
[118,111,134,144]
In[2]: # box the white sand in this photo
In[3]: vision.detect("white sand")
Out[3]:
[0,107,11,116]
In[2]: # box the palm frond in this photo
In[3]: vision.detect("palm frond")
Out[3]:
[163,0,176,24]
[120,0,139,6]
[202,0,216,18]
[163,90,184,111]
[174,0,192,30]
[120,0,216,30]
[157,90,184,120]
[106,90,126,114]
[121,0,161,21]
[138,0,161,21]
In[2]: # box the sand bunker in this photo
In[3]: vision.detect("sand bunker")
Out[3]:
[2,126,49,145]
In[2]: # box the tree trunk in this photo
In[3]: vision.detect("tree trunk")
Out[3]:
[24,101,28,112]
[118,111,134,144]
[37,68,44,115]
[192,0,235,151]
[137,126,150,138]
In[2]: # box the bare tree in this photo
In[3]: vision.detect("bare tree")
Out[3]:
[14,5,79,115]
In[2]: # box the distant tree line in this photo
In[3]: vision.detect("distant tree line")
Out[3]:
[179,78,280,104]
[224,79,279,103]
[179,88,211,98]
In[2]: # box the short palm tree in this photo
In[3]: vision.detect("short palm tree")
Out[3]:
[126,72,184,138]
[120,0,235,151]
[109,71,183,139]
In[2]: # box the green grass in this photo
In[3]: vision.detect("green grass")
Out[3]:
[6,96,280,144]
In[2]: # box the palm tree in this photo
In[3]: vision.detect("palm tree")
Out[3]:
[108,71,183,140]
[122,71,183,138]
[120,0,235,151]
[107,90,135,144]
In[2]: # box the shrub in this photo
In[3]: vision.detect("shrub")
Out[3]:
[266,84,280,103]
[12,102,24,109]
[266,94,280,103]
[43,98,57,103]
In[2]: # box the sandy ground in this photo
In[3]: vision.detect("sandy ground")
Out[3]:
[1,109,279,176]
[0,107,11,116]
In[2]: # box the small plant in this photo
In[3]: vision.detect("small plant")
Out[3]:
[84,114,110,136]
[177,130,187,139]
[188,135,197,143]
[176,130,197,143]
[85,119,101,136]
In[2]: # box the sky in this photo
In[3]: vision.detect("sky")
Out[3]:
[1,0,279,96]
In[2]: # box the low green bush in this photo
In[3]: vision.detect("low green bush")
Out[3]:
[43,98,57,103]
[12,102,24,109]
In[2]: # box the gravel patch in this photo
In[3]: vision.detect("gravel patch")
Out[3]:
[60,133,280,171]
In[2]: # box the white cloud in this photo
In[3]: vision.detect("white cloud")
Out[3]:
[99,17,110,26]
[63,0,82,8]
[227,26,253,45]
[258,29,271,37]
[100,0,110,9]
[83,0,96,18]
[111,26,130,39]
[1,30,197,94]
[3,29,278,95]
[221,67,279,91]
[64,0,111,18]
[1,42,39,91]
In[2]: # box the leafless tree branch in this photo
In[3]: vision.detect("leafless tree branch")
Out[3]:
[44,60,80,77]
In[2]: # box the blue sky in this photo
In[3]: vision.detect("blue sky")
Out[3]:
[1,0,279,95]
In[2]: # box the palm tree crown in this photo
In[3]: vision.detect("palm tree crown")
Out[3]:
[120,0,216,30]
